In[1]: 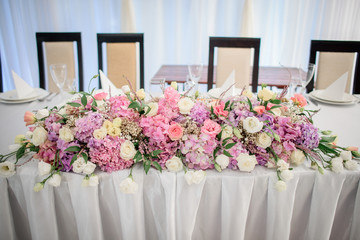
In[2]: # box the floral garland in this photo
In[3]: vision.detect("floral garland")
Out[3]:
[1,81,359,193]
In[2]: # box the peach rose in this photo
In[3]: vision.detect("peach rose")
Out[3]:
[254,106,265,114]
[94,92,108,100]
[24,111,36,126]
[346,146,359,151]
[291,93,307,107]
[168,122,183,141]
[213,102,228,117]
[201,119,221,138]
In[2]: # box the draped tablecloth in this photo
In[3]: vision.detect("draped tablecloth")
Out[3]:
[1,94,360,240]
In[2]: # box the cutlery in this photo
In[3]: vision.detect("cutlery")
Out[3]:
[46,92,59,101]
[37,92,51,101]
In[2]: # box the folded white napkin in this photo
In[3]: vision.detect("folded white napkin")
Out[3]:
[11,70,36,99]
[219,70,236,96]
[318,72,348,101]
[99,70,122,96]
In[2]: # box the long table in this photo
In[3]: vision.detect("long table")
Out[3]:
[152,65,301,88]
[0,93,360,240]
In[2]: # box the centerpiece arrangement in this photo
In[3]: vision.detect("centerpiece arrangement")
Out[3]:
[1,77,359,193]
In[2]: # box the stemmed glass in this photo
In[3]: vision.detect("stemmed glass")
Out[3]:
[187,64,203,93]
[50,64,67,95]
[299,63,316,94]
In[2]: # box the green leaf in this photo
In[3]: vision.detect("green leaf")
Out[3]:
[213,147,220,159]
[320,136,337,143]
[321,130,332,135]
[269,99,281,104]
[222,137,231,146]
[145,105,152,115]
[151,150,163,157]
[81,94,88,107]
[134,151,142,163]
[317,143,337,155]
[81,152,88,163]
[144,160,151,174]
[152,161,162,172]
[223,150,233,158]
[91,97,98,107]
[67,102,81,107]
[128,101,141,110]
[214,163,222,172]
[270,105,282,110]
[246,97,253,111]
[210,105,214,114]
[225,142,236,149]
[65,146,81,152]
[352,151,360,158]
[70,154,78,166]
[233,128,242,139]
[224,100,230,110]
[16,144,26,160]
[217,130,222,140]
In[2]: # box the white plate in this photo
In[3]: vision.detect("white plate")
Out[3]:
[309,92,359,105]
[310,89,355,103]
[0,88,48,104]
[208,88,243,99]
[0,88,42,101]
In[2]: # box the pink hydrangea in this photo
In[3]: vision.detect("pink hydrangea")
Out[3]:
[33,140,57,164]
[140,115,170,142]
[109,95,138,119]
[164,87,180,106]
[88,136,134,172]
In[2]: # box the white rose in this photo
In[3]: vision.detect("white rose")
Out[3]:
[136,89,146,100]
[33,182,44,192]
[242,89,253,99]
[121,85,131,94]
[89,174,99,187]
[340,151,352,161]
[258,88,274,101]
[256,132,272,149]
[72,157,85,173]
[31,127,48,146]
[93,127,107,139]
[344,160,358,170]
[331,161,344,173]
[236,153,258,172]
[171,81,178,90]
[0,162,16,177]
[280,169,294,182]
[120,140,136,160]
[146,102,159,117]
[271,108,282,116]
[112,118,122,128]
[35,109,50,119]
[290,149,305,166]
[243,117,263,134]
[8,144,21,152]
[58,107,67,116]
[178,97,194,115]
[215,154,230,169]
[119,177,138,194]
[184,170,206,185]
[332,157,343,164]
[25,131,33,139]
[277,159,289,171]
[59,127,74,143]
[266,160,276,169]
[38,161,52,176]
[275,180,287,192]
[48,173,61,187]
[221,125,233,140]
[165,156,183,172]
[83,161,96,175]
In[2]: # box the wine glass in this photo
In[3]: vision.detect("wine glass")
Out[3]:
[299,63,316,94]
[50,64,67,95]
[188,64,203,92]
[149,78,166,96]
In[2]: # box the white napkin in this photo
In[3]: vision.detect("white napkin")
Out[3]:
[99,70,122,96]
[220,70,236,96]
[11,70,36,99]
[318,72,348,101]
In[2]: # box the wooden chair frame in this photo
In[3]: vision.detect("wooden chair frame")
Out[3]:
[97,33,144,89]
[36,32,83,91]
[207,37,260,92]
[307,40,360,94]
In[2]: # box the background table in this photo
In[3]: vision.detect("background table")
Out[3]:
[0,93,360,240]
[152,65,302,88]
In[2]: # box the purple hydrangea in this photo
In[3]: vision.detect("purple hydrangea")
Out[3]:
[75,112,103,143]
[296,123,320,149]
[189,102,210,125]
[57,139,80,172]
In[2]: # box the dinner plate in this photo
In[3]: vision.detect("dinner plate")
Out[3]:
[208,88,243,99]
[0,88,48,104]
[310,89,355,103]
[309,91,359,105]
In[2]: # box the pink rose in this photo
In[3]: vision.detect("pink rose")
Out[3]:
[347,146,359,151]
[168,122,183,141]
[201,119,221,138]
[94,92,108,100]
[266,103,275,110]
[24,111,36,126]
[213,102,228,117]
[254,106,265,114]
[291,94,307,107]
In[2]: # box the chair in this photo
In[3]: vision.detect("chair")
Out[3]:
[97,33,144,90]
[307,40,360,94]
[36,32,83,92]
[0,52,2,92]
[207,37,260,92]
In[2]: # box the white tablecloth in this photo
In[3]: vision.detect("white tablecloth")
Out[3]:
[0,94,360,240]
